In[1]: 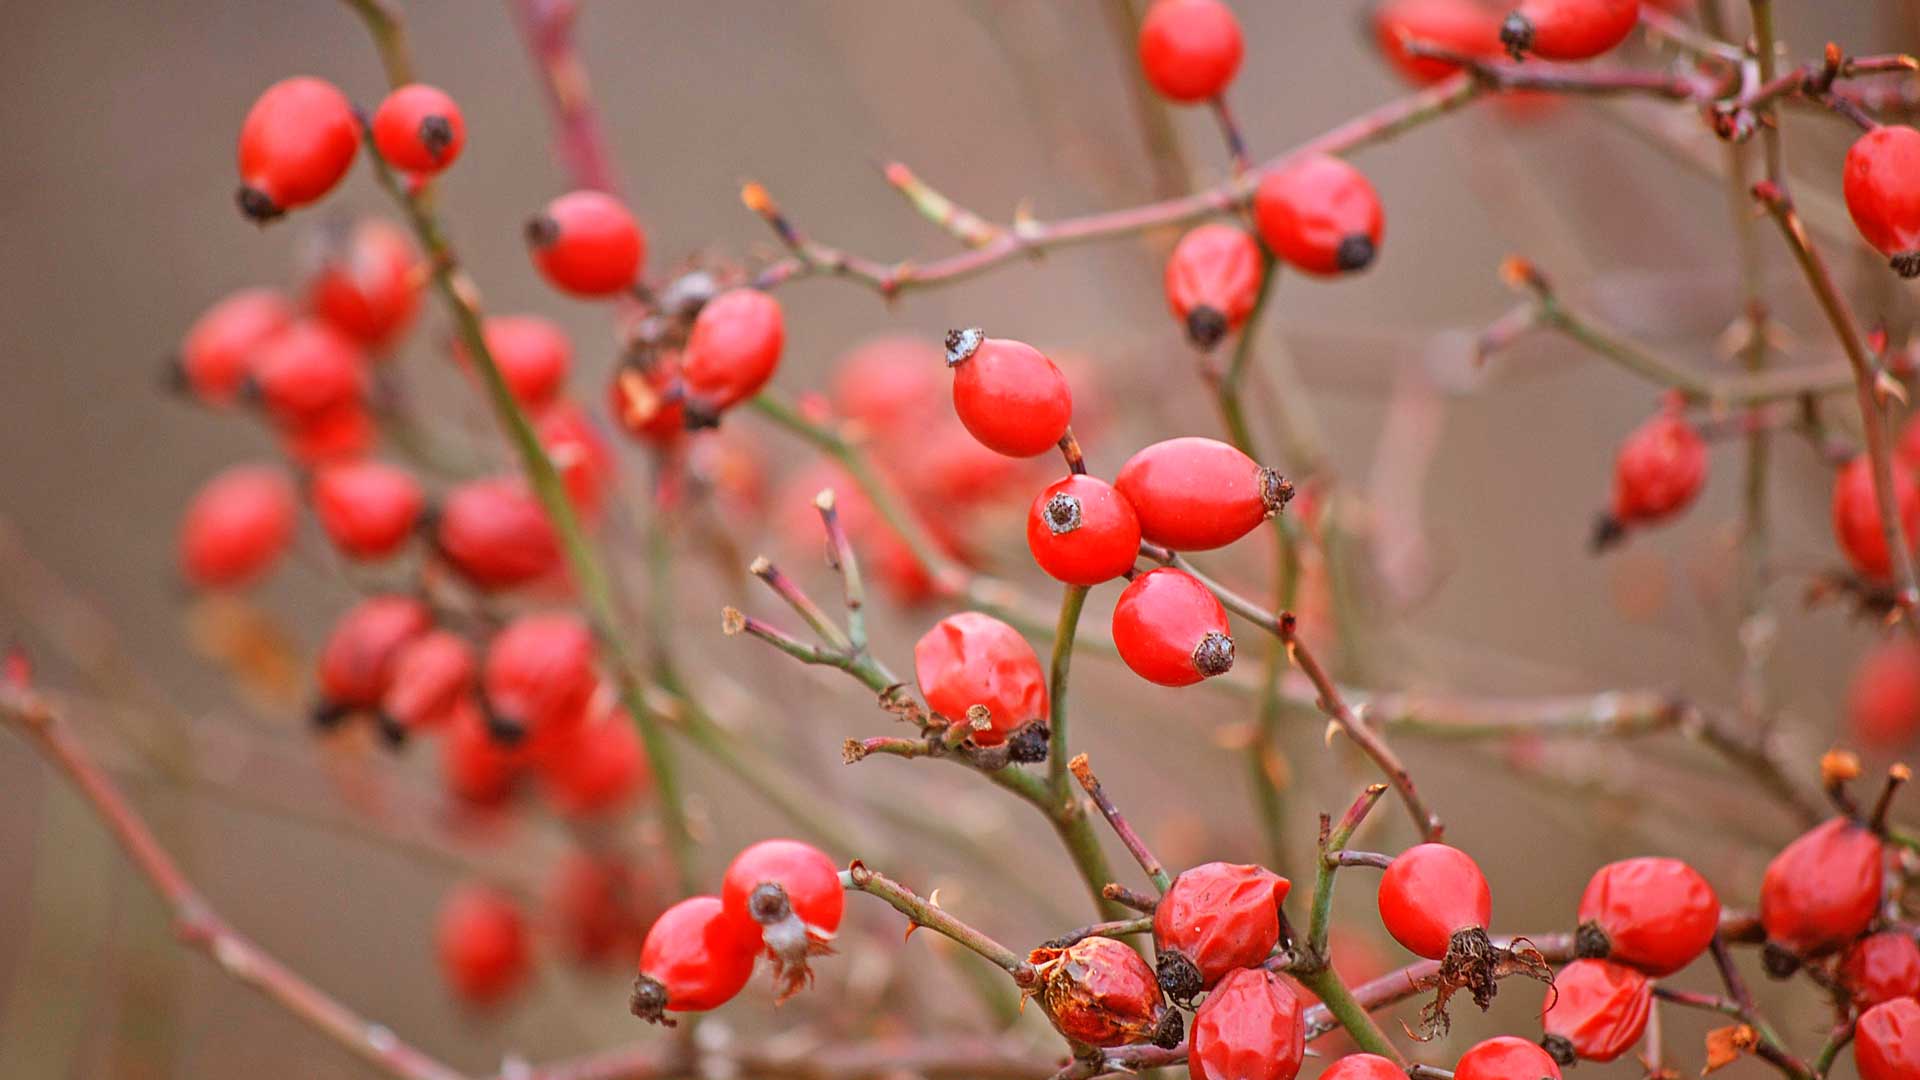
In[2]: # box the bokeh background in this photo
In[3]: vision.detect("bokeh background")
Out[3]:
[0,1,1913,1076]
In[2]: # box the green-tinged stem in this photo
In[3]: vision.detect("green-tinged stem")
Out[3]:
[1749,0,1785,184]
[1813,1021,1855,1076]
[1070,754,1173,894]
[339,0,414,87]
[1217,253,1280,458]
[360,141,695,892]
[1048,584,1091,794]
[673,697,865,854]
[1306,785,1388,959]
[842,863,1034,981]
[1294,967,1406,1066]
[1049,804,1131,922]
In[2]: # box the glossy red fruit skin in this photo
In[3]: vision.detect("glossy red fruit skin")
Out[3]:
[1152,862,1291,994]
[1165,224,1266,348]
[381,630,473,732]
[1857,996,1920,1080]
[436,883,530,1006]
[251,320,367,427]
[536,700,650,817]
[1611,412,1706,526]
[681,289,784,425]
[306,218,421,350]
[1847,127,1920,275]
[1540,958,1651,1063]
[484,613,597,743]
[1188,967,1307,1080]
[1576,856,1719,976]
[441,700,522,805]
[179,289,294,405]
[1851,640,1920,748]
[1031,936,1179,1049]
[1760,817,1885,956]
[371,84,466,174]
[1321,1054,1407,1080]
[947,334,1074,458]
[1834,454,1920,582]
[1457,1035,1564,1080]
[527,191,644,297]
[236,76,360,219]
[312,460,424,560]
[1503,0,1640,61]
[318,595,433,709]
[435,477,562,590]
[468,315,571,408]
[280,402,376,468]
[545,853,663,968]
[1373,0,1503,84]
[721,839,845,943]
[913,612,1048,746]
[1840,932,1920,1009]
[1027,475,1143,586]
[1378,843,1492,960]
[178,465,297,588]
[1116,436,1288,551]
[1254,156,1384,276]
[634,895,761,1016]
[1112,568,1234,687]
[1137,0,1244,103]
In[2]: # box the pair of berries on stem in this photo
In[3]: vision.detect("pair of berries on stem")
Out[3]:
[237,77,464,221]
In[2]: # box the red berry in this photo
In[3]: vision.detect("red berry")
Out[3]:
[1847,126,1920,277]
[1152,861,1291,1000]
[1165,224,1266,349]
[526,191,644,297]
[1575,856,1719,976]
[436,883,530,1006]
[1500,0,1640,61]
[1137,0,1244,104]
[945,331,1074,458]
[1539,958,1651,1064]
[1457,1035,1564,1080]
[317,595,433,711]
[1112,568,1234,686]
[1378,842,1492,961]
[280,402,376,468]
[178,465,297,588]
[371,84,466,175]
[536,698,650,817]
[1850,640,1920,748]
[1030,936,1180,1049]
[381,629,474,733]
[630,895,761,1023]
[536,400,616,520]
[1608,411,1706,532]
[1760,817,1885,957]
[470,315,573,408]
[1832,454,1920,582]
[178,288,294,405]
[1254,155,1384,276]
[1840,931,1920,1009]
[681,289,784,425]
[721,838,842,1000]
[305,218,422,350]
[544,853,663,968]
[236,76,360,221]
[1321,1055,1407,1080]
[441,700,522,806]
[913,612,1049,747]
[831,336,946,440]
[312,460,424,560]
[434,477,562,591]
[483,612,597,748]
[1027,474,1143,586]
[1187,966,1306,1080]
[1857,996,1920,1080]
[1373,0,1503,84]
[250,319,366,427]
[1116,436,1291,551]
[610,353,687,448]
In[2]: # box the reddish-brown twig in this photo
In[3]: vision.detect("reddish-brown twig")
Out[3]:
[506,0,623,195]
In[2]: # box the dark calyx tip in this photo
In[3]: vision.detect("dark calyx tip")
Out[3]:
[1006,721,1051,764]
[1893,252,1920,279]
[944,328,985,366]
[160,354,190,395]
[1541,1034,1577,1067]
[236,185,282,223]
[1185,306,1229,350]
[1044,492,1084,535]
[309,701,350,732]
[375,712,409,749]
[1193,631,1235,678]
[1150,1006,1185,1050]
[748,881,792,925]
[1442,925,1499,1010]
[1498,12,1534,58]
[484,712,527,747]
[1761,942,1801,979]
[524,213,560,249]
[1335,234,1376,273]
[1590,512,1627,554]
[629,974,675,1025]
[1155,950,1205,1006]
[1573,920,1611,960]
[1259,468,1294,516]
[418,115,455,161]
[681,399,723,430]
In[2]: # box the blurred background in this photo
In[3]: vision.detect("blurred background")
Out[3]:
[0,1,1913,1076]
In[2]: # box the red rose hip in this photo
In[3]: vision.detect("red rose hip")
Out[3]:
[1457,1035,1564,1080]
[236,76,360,221]
[1857,996,1920,1080]
[471,315,573,408]
[1499,0,1640,61]
[913,612,1049,748]
[945,330,1074,458]
[630,895,761,1024]
[371,84,466,175]
[1137,0,1244,104]
[381,629,474,733]
[526,190,644,297]
[1849,640,1920,748]
[250,319,367,427]
[1322,1055,1407,1080]
[1847,126,1920,277]
[1113,568,1234,686]
[1832,453,1920,583]
[1254,155,1384,276]
[483,612,598,747]
[436,883,530,1006]
[1165,223,1267,349]
[1576,856,1719,976]
[1187,966,1306,1080]
[1539,958,1651,1064]
[1116,436,1292,551]
[1030,935,1181,1049]
[316,594,433,714]
[177,288,294,405]
[721,838,843,1000]
[304,218,422,350]
[1380,842,1504,1007]
[178,465,297,588]
[1760,817,1885,960]
[1373,0,1503,84]
[312,460,424,560]
[1840,931,1920,1009]
[1027,475,1143,586]
[1152,861,1291,1001]
[681,288,784,426]
[536,701,650,818]
[434,477,562,591]
[1598,411,1706,547]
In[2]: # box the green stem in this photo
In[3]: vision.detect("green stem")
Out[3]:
[843,863,1032,979]
[1294,967,1405,1067]
[1048,584,1091,795]
[338,0,415,87]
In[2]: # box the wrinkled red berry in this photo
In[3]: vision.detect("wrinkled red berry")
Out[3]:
[178,288,294,405]
[681,288,783,426]
[1188,966,1306,1080]
[946,331,1074,458]
[236,76,360,221]
[1321,1054,1406,1080]
[1031,935,1181,1049]
[178,465,297,588]
[436,882,530,1006]
[1840,931,1920,1009]
[1857,996,1920,1080]
[913,612,1048,746]
[305,218,421,350]
[435,477,562,591]
[1539,958,1651,1064]
[1152,861,1290,1000]
[1027,474,1143,586]
[1165,223,1266,349]
[1457,1035,1564,1080]
[526,191,644,297]
[1254,155,1383,276]
[1760,817,1885,957]
[1500,0,1640,61]
[371,84,466,175]
[1113,567,1234,686]
[1576,856,1719,976]
[1137,0,1244,103]
[1116,436,1290,551]
[312,460,424,560]
[317,595,432,711]
[1834,453,1920,583]
[630,895,761,1023]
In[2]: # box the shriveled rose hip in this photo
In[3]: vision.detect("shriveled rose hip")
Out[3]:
[1116,436,1291,551]
[913,612,1048,748]
[1113,568,1234,686]
[1839,931,1920,1009]
[1760,817,1884,961]
[1856,996,1920,1080]
[1030,936,1182,1049]
[1187,966,1306,1080]
[1539,958,1651,1064]
[1152,861,1290,1001]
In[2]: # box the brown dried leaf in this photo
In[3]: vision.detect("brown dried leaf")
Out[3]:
[1702,1024,1757,1074]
